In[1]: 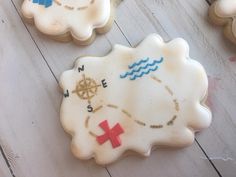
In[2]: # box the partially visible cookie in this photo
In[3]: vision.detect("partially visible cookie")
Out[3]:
[209,0,236,44]
[59,34,212,165]
[21,0,120,45]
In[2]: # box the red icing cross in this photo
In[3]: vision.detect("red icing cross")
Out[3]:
[96,120,124,148]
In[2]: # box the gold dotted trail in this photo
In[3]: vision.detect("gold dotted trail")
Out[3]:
[53,0,96,11]
[85,75,180,135]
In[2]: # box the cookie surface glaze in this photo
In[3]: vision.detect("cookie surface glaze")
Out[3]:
[22,0,114,44]
[60,34,212,165]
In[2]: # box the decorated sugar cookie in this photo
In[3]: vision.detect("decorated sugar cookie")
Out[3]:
[59,34,212,165]
[209,0,236,44]
[21,0,119,45]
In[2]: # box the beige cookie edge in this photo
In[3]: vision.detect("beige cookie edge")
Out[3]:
[21,0,118,45]
[208,2,236,44]
[70,137,196,166]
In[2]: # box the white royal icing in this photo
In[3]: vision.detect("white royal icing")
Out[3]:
[215,0,236,36]
[59,34,212,165]
[22,0,111,41]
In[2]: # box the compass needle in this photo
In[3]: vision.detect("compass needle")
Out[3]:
[72,74,101,101]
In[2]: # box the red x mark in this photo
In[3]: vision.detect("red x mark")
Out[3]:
[96,120,124,148]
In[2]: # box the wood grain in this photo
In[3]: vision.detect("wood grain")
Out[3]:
[0,0,235,176]
[12,0,221,176]
[0,150,12,177]
[114,0,235,176]
[108,146,219,177]
[0,1,109,177]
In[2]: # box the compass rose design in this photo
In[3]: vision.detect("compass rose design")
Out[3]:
[72,74,101,103]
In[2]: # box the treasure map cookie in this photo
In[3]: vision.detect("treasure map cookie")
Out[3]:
[59,34,212,165]
[21,0,119,45]
[209,0,236,44]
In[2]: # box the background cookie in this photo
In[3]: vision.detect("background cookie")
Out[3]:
[59,34,212,165]
[209,0,236,44]
[21,0,121,45]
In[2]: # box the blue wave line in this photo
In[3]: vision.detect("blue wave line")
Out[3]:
[130,66,159,80]
[32,0,53,8]
[128,58,149,69]
[120,57,164,79]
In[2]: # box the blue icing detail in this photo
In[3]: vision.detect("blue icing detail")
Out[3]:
[130,66,159,80]
[120,57,164,81]
[45,0,53,7]
[128,58,149,69]
[39,0,45,5]
[32,0,53,8]
[120,58,164,79]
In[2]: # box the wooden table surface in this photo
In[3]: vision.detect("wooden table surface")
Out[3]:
[0,0,236,177]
